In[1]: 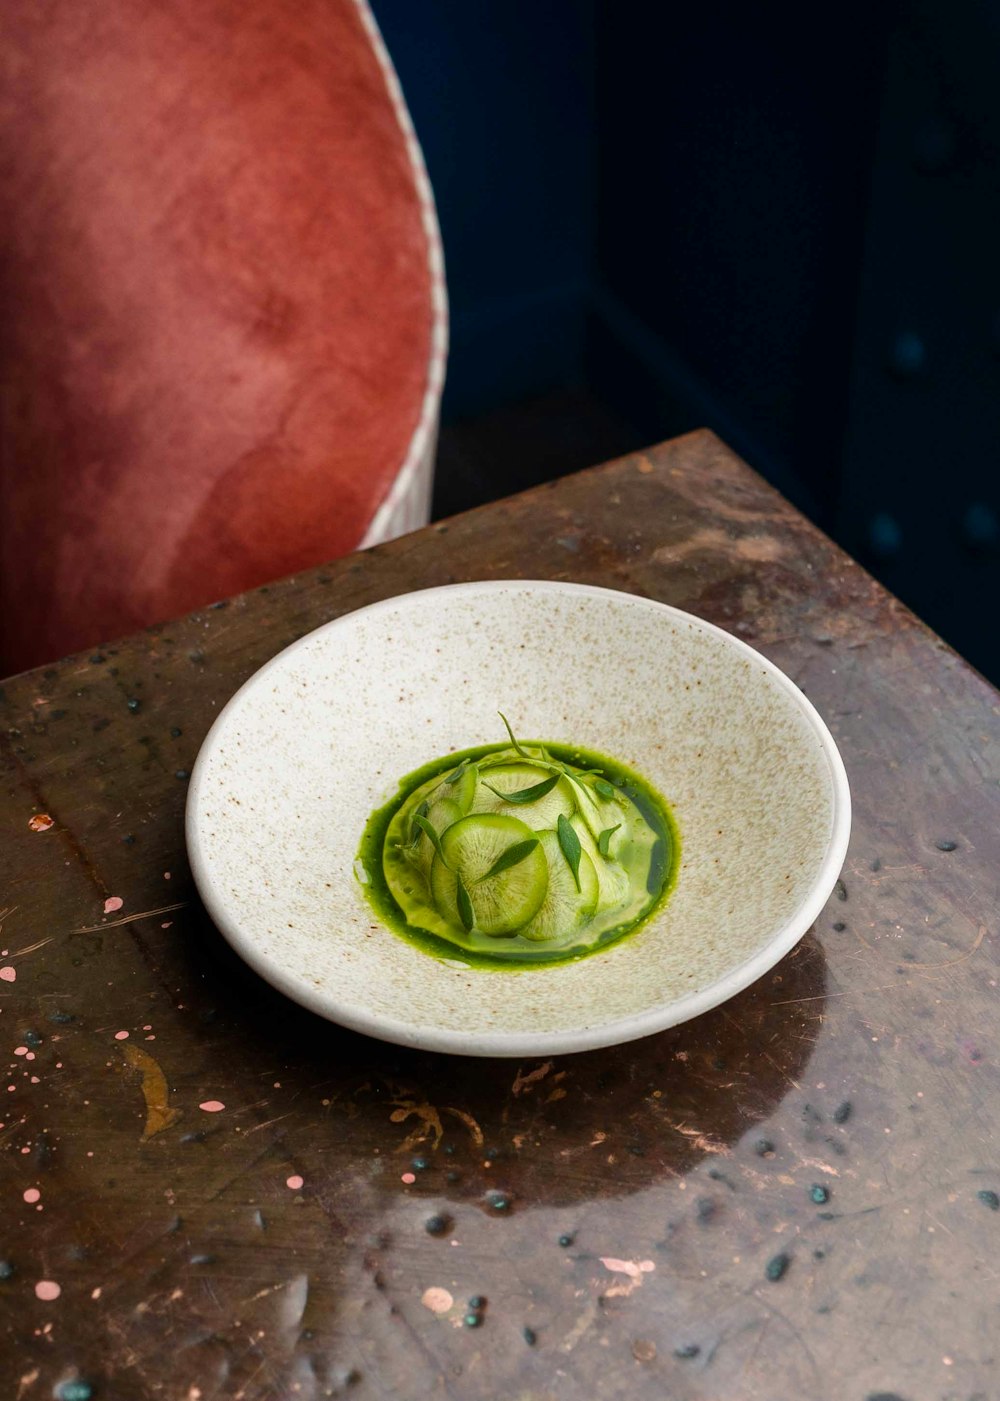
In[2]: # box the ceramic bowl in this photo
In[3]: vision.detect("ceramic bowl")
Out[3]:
[186,581,850,1056]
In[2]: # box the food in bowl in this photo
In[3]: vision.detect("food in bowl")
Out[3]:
[357,716,679,967]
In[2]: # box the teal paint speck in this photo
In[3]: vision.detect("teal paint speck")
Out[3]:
[765,1251,790,1282]
[56,1383,95,1401]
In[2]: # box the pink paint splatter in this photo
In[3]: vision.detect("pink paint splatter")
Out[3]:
[163,872,171,880]
[29,1076,39,1084]
[25,1052,34,1062]
[199,1100,225,1113]
[23,1188,40,1203]
[104,896,124,915]
[601,1257,656,1275]
[401,1172,416,1185]
[599,1257,656,1297]
[142,1025,152,1031]
[161,922,172,929]
[0,968,16,983]
[28,814,53,832]
[421,1286,454,1313]
[14,1046,27,1057]
[286,1175,304,1191]
[113,1031,129,1041]
[34,1280,60,1301]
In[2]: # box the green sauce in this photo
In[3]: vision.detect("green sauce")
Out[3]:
[356,736,680,971]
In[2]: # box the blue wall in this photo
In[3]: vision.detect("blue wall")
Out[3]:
[373,1,1000,682]
[372,0,597,415]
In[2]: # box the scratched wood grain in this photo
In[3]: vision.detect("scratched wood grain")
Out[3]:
[1,430,999,1401]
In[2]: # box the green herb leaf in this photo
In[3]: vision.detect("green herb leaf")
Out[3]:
[413,813,447,865]
[473,838,540,885]
[594,778,615,800]
[408,798,430,845]
[445,760,470,786]
[597,823,621,858]
[498,711,529,757]
[482,773,559,806]
[456,873,474,931]
[556,814,582,892]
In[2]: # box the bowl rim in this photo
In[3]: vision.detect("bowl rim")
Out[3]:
[186,580,852,1057]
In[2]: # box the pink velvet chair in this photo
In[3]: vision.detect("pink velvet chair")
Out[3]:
[0,0,446,674]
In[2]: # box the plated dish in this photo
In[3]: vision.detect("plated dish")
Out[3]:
[186,580,851,1056]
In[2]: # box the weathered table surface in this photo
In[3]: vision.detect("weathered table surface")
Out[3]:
[2,430,998,1401]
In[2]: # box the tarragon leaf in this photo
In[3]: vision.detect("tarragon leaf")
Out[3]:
[597,823,621,858]
[456,873,474,931]
[498,711,529,757]
[445,759,471,786]
[407,798,430,846]
[556,813,582,892]
[473,838,539,885]
[412,813,447,865]
[482,773,559,806]
[594,778,615,800]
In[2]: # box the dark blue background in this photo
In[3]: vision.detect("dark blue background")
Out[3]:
[373,0,1000,681]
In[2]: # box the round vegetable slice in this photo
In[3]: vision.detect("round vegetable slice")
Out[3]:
[438,761,478,814]
[471,762,574,828]
[425,795,463,836]
[418,763,478,852]
[430,814,548,935]
[519,829,599,942]
[565,775,621,843]
[570,814,630,910]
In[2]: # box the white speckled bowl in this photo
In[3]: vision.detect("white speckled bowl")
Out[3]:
[186,581,850,1056]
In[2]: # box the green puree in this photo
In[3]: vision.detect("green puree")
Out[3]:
[356,722,680,970]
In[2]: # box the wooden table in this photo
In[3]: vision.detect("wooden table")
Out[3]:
[2,431,998,1401]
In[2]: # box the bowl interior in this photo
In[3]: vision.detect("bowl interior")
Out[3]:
[187,582,847,1054]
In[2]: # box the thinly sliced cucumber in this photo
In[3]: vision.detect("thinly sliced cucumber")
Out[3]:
[471,762,574,828]
[566,777,621,843]
[519,829,599,942]
[570,814,630,910]
[430,814,548,935]
[402,766,479,874]
[426,795,463,836]
[439,761,478,814]
[419,764,477,838]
